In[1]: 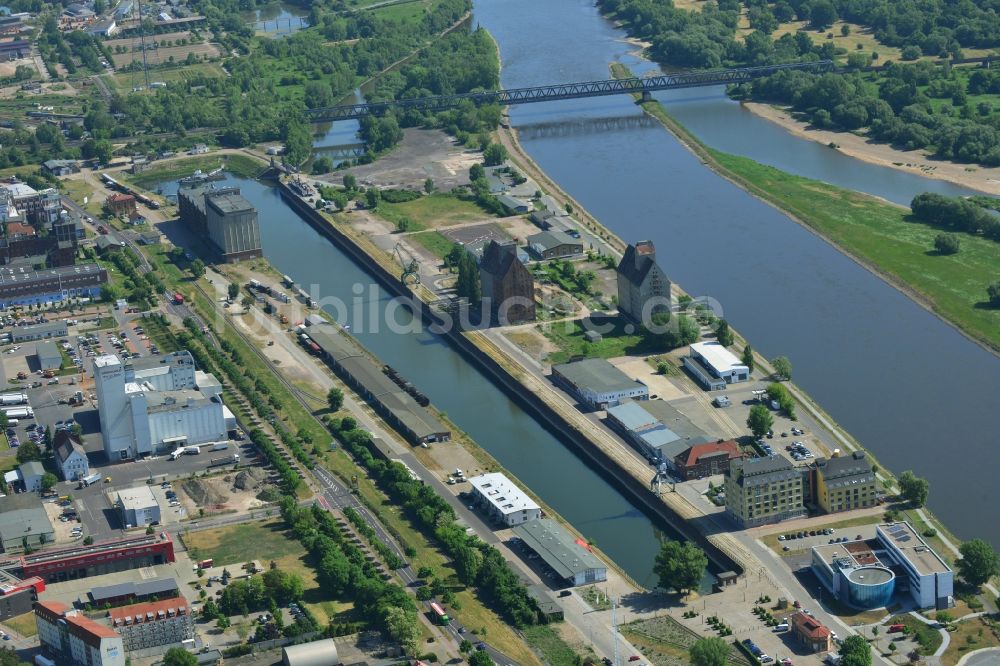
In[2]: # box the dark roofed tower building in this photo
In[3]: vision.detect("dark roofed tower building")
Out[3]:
[616,240,671,323]
[479,240,536,324]
[177,184,261,262]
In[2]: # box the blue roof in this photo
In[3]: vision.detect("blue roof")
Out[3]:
[640,426,682,451]
[607,400,659,431]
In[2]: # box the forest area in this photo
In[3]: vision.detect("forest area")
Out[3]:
[599,0,1000,165]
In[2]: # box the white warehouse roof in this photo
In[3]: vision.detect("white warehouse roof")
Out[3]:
[469,472,539,518]
[117,485,157,512]
[690,341,746,374]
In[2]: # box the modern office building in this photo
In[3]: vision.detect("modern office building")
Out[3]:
[724,456,806,527]
[813,451,877,513]
[616,240,670,323]
[178,184,262,262]
[512,518,607,586]
[117,486,160,527]
[551,358,648,410]
[35,600,126,666]
[468,472,541,527]
[95,351,226,460]
[877,522,953,609]
[17,533,175,582]
[683,341,750,391]
[811,539,897,610]
[108,598,193,652]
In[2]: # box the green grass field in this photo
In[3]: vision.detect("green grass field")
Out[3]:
[409,230,455,258]
[542,318,665,364]
[377,193,494,230]
[102,62,227,94]
[709,151,1000,353]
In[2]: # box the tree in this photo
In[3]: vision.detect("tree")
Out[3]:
[741,345,755,373]
[241,295,254,310]
[689,637,730,666]
[227,283,239,300]
[809,0,837,29]
[312,157,333,175]
[653,539,708,594]
[934,233,960,255]
[483,142,507,166]
[469,163,485,181]
[746,404,774,438]
[469,650,494,666]
[343,174,357,191]
[189,259,205,279]
[327,387,344,411]
[384,606,419,656]
[715,319,734,346]
[424,177,435,194]
[772,356,792,380]
[898,470,929,507]
[839,635,872,666]
[456,252,481,303]
[16,440,41,463]
[987,281,1000,307]
[365,188,380,210]
[957,539,1000,588]
[163,647,199,666]
[396,217,412,232]
[41,472,58,492]
[459,639,474,654]
[83,535,94,545]
[94,139,113,165]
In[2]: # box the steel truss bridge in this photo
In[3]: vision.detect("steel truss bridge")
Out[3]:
[306,60,834,122]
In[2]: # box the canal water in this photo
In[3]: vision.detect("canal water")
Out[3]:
[244,2,309,36]
[471,0,1000,546]
[156,174,694,589]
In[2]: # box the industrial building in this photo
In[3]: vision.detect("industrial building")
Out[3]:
[178,184,262,262]
[35,600,126,666]
[307,324,450,444]
[12,320,68,342]
[109,598,193,652]
[683,342,750,391]
[468,472,541,527]
[17,532,176,583]
[724,456,806,527]
[117,486,160,527]
[88,577,179,608]
[616,240,670,323]
[95,350,227,460]
[526,230,583,259]
[551,358,648,410]
[0,490,54,552]
[35,340,62,371]
[513,518,607,586]
[0,263,107,308]
[282,638,339,666]
[479,240,536,324]
[605,399,709,464]
[813,451,877,514]
[54,430,90,481]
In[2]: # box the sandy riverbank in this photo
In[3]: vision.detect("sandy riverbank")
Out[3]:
[744,101,1000,195]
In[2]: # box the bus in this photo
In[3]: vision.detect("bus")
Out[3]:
[429,602,450,626]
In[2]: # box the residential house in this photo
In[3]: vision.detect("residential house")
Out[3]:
[54,431,90,481]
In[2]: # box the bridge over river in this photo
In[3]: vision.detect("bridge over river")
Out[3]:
[305,60,834,122]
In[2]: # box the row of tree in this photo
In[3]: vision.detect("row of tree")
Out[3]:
[910,192,1000,243]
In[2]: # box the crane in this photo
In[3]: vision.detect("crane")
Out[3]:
[393,243,420,285]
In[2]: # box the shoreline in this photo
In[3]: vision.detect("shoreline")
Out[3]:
[743,100,1000,196]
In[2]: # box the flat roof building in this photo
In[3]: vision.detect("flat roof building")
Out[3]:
[877,522,953,609]
[811,539,896,610]
[178,184,261,262]
[684,342,750,390]
[513,518,607,586]
[108,597,193,652]
[35,340,62,371]
[551,358,648,410]
[468,472,541,527]
[88,577,179,608]
[0,494,54,552]
[605,399,701,464]
[0,263,107,308]
[117,486,160,527]
[12,320,68,342]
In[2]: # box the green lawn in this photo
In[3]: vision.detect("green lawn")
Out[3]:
[522,626,585,666]
[103,62,227,94]
[542,318,666,364]
[709,150,1000,353]
[126,153,265,188]
[182,519,305,565]
[409,230,455,258]
[376,193,494,231]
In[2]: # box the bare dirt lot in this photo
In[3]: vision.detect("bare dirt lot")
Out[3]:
[178,469,272,515]
[0,57,35,78]
[321,129,479,191]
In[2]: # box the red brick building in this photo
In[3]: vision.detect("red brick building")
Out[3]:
[105,194,137,218]
[479,240,536,324]
[673,439,743,480]
[789,611,832,653]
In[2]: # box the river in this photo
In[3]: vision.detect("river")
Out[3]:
[471,0,1000,547]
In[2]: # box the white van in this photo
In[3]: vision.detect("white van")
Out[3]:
[773,623,789,632]
[712,395,731,407]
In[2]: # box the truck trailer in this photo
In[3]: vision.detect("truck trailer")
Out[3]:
[2,407,33,419]
[211,442,229,451]
[0,392,28,405]
[209,454,239,467]
[80,472,101,487]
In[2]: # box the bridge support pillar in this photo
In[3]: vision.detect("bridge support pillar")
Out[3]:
[641,91,652,102]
